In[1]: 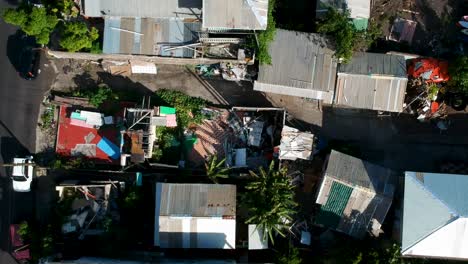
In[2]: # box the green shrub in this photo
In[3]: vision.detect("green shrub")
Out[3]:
[60,21,99,52]
[449,56,468,94]
[255,0,276,65]
[318,8,381,62]
[155,89,207,128]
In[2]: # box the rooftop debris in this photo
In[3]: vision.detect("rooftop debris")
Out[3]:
[279,126,315,161]
[389,18,417,44]
[56,182,121,240]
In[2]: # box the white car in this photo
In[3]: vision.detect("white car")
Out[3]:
[12,157,34,192]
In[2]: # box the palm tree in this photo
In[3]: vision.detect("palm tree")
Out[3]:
[242,161,297,244]
[205,154,229,183]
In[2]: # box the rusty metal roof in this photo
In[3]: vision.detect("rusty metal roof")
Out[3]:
[254,29,337,103]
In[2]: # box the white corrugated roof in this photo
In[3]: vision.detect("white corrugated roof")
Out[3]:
[348,0,370,19]
[403,218,468,260]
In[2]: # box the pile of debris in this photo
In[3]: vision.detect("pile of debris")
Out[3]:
[224,107,285,169]
[195,62,255,81]
[57,182,121,240]
[404,58,451,120]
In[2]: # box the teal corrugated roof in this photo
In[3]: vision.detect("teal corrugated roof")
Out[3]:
[402,172,456,252]
[421,173,468,216]
[353,18,368,30]
[316,181,353,228]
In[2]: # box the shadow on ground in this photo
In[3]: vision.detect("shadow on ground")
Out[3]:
[6,30,37,74]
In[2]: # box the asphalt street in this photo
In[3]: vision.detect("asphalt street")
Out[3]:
[0,0,56,261]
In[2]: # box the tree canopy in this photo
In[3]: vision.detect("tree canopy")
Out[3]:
[59,21,99,52]
[255,0,277,65]
[241,162,297,244]
[205,155,229,184]
[448,56,468,94]
[3,6,58,45]
[317,8,381,63]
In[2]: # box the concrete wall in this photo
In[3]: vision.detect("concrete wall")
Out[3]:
[47,50,239,66]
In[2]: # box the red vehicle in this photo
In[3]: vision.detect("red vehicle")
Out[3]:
[10,224,31,262]
[408,58,449,83]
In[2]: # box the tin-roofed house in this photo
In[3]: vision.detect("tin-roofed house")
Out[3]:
[154,183,237,249]
[202,0,269,31]
[402,172,468,260]
[254,29,338,104]
[315,150,395,238]
[334,52,408,112]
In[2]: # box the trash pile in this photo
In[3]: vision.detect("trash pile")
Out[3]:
[405,57,454,120]
[57,183,120,240]
[405,79,447,121]
[195,62,254,81]
[224,108,284,169]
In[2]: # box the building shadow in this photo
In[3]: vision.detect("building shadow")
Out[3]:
[319,105,468,172]
[6,30,37,74]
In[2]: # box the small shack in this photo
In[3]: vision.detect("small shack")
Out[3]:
[334,52,408,112]
[315,150,395,238]
[254,29,338,104]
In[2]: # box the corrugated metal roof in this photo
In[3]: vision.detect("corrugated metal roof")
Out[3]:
[202,0,268,30]
[402,218,468,260]
[335,74,407,112]
[335,52,408,112]
[154,183,237,249]
[103,17,200,57]
[157,183,236,217]
[315,151,395,238]
[339,52,407,77]
[279,126,314,161]
[402,172,458,254]
[325,150,394,195]
[254,29,337,101]
[82,0,202,18]
[316,181,353,228]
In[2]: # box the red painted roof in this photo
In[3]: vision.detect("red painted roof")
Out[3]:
[56,106,120,164]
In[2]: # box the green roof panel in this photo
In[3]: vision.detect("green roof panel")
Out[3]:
[160,106,176,115]
[316,181,353,228]
[353,18,368,31]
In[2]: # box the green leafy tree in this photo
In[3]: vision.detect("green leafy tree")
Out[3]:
[3,6,58,45]
[43,0,78,17]
[255,0,276,65]
[317,8,381,62]
[205,154,229,183]
[59,21,99,52]
[277,243,302,264]
[241,161,297,244]
[317,8,355,62]
[155,89,207,128]
[448,56,468,94]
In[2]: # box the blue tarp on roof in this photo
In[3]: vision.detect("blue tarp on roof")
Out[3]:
[97,137,120,160]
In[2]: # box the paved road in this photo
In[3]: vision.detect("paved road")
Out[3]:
[0,0,56,261]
